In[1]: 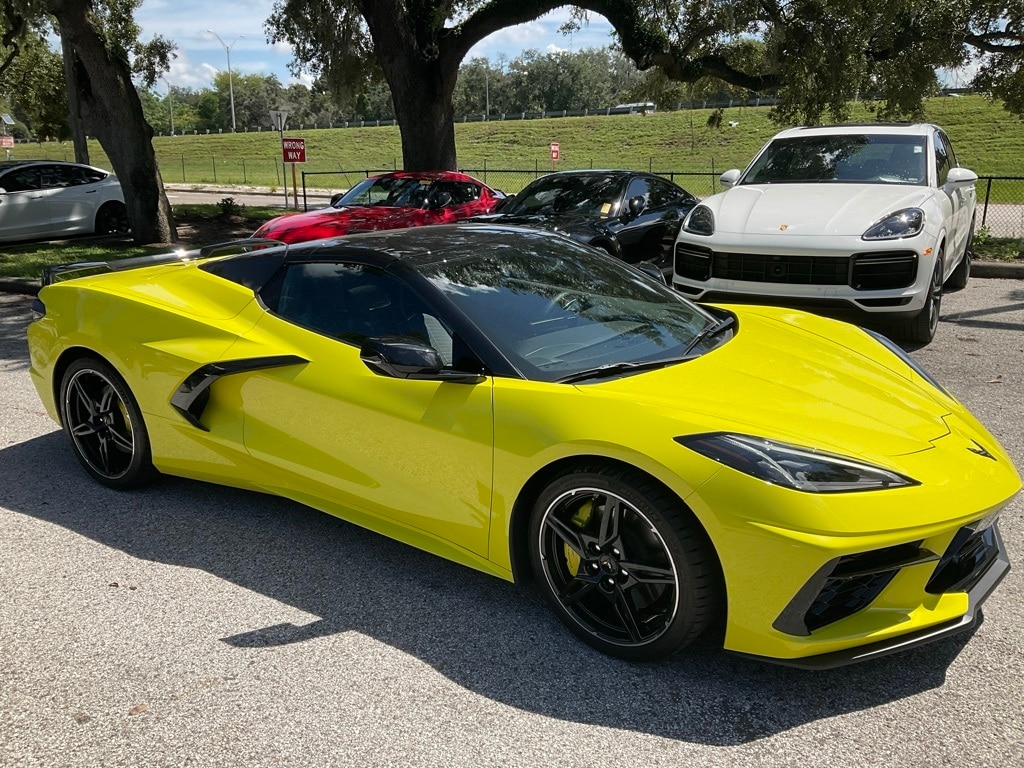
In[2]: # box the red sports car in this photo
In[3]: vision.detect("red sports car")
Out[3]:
[254,171,503,243]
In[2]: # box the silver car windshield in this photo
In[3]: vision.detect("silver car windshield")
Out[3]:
[743,134,928,186]
[416,233,723,382]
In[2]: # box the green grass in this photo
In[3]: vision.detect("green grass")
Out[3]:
[16,95,1024,188]
[0,204,282,279]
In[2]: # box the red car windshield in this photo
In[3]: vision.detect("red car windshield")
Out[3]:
[334,176,432,209]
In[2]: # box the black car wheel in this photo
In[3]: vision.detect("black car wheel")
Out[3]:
[891,252,943,345]
[529,465,720,660]
[59,357,156,489]
[95,202,129,235]
[944,223,973,292]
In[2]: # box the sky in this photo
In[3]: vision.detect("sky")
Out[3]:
[134,2,618,92]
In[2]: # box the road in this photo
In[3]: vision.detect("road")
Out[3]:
[0,282,1022,768]
[163,185,333,211]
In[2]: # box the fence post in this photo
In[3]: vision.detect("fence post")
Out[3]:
[242,158,247,185]
[181,155,185,182]
[212,156,217,184]
[981,177,993,228]
[275,158,280,188]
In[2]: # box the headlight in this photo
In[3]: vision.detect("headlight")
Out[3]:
[862,328,951,398]
[862,208,924,240]
[684,205,715,236]
[675,433,918,493]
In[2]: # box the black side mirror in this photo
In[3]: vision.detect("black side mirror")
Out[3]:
[635,261,667,284]
[626,195,647,219]
[429,190,453,210]
[360,336,484,383]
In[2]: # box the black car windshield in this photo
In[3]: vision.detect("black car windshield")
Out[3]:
[742,134,928,186]
[499,173,624,218]
[334,176,432,208]
[416,232,725,382]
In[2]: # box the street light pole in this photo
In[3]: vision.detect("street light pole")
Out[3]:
[206,30,243,132]
[161,77,174,135]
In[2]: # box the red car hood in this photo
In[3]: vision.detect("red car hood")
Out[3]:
[254,205,436,243]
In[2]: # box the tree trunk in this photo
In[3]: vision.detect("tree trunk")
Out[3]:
[47,0,177,245]
[58,29,89,166]
[389,63,458,170]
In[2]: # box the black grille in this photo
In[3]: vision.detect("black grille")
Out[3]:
[925,523,1000,595]
[675,242,712,281]
[710,252,849,285]
[804,571,898,632]
[851,252,917,290]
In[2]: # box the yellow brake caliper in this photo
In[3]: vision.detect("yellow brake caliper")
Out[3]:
[565,500,594,575]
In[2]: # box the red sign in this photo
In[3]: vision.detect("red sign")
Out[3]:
[282,137,306,163]
[0,136,13,148]
[550,142,560,161]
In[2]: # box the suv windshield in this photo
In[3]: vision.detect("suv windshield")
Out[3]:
[335,176,432,208]
[743,134,928,186]
[415,232,726,382]
[500,173,624,218]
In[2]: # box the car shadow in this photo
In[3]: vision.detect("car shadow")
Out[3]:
[0,296,31,371]
[0,432,974,746]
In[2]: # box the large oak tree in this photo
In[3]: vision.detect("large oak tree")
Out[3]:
[267,1,1024,169]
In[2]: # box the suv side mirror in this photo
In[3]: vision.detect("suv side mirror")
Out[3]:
[719,169,741,188]
[946,167,978,186]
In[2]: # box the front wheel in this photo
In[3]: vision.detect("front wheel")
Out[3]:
[59,357,156,489]
[890,253,943,345]
[95,202,129,235]
[529,466,721,661]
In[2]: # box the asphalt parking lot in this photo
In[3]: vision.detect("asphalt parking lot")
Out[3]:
[0,282,1021,768]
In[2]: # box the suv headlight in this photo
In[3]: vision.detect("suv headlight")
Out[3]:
[676,433,918,493]
[684,205,715,236]
[862,208,924,240]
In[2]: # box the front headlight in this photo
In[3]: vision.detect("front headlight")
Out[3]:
[675,433,918,493]
[862,208,924,240]
[684,205,715,236]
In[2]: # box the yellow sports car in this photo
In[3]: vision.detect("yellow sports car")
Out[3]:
[27,225,1019,667]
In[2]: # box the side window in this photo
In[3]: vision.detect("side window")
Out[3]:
[937,131,959,169]
[431,181,479,207]
[260,262,453,357]
[0,167,42,192]
[933,131,950,186]
[625,176,652,205]
[647,177,684,208]
[82,167,107,184]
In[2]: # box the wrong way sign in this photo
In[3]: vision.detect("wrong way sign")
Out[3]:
[282,137,306,163]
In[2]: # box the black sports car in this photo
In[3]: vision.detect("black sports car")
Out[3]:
[469,170,698,273]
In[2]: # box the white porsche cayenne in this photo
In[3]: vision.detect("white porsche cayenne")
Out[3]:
[673,124,977,344]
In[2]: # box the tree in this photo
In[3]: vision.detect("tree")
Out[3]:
[268,1,1023,171]
[0,27,69,140]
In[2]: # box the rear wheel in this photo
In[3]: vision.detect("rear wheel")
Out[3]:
[95,202,129,235]
[529,465,720,661]
[59,357,156,489]
[890,253,943,345]
[944,223,973,292]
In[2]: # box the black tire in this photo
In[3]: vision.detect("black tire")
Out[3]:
[95,202,129,235]
[59,357,156,489]
[944,222,973,292]
[528,465,721,661]
[890,252,943,345]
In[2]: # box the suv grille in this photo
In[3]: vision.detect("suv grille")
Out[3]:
[851,252,917,290]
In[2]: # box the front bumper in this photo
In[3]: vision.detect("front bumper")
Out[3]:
[672,233,934,317]
[733,521,1010,669]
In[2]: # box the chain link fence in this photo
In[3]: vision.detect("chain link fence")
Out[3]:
[298,168,1024,239]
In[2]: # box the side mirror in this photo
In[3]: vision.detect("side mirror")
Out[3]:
[635,261,667,284]
[626,195,647,218]
[946,167,978,186]
[330,192,345,206]
[719,169,741,188]
[429,190,453,210]
[360,336,483,383]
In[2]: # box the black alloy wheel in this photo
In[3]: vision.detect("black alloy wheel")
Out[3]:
[95,202,129,235]
[892,251,943,345]
[59,357,156,489]
[529,466,720,661]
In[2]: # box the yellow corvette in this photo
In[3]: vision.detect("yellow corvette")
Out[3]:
[27,225,1019,667]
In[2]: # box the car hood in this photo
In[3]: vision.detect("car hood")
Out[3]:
[468,211,602,235]
[705,184,933,237]
[583,306,953,463]
[255,205,425,241]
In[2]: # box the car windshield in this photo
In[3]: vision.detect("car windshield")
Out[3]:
[334,176,432,208]
[742,134,928,186]
[416,232,724,382]
[499,173,624,218]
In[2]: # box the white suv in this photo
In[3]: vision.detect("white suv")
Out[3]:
[673,124,977,343]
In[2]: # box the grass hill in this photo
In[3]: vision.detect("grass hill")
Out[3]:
[15,94,1024,192]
